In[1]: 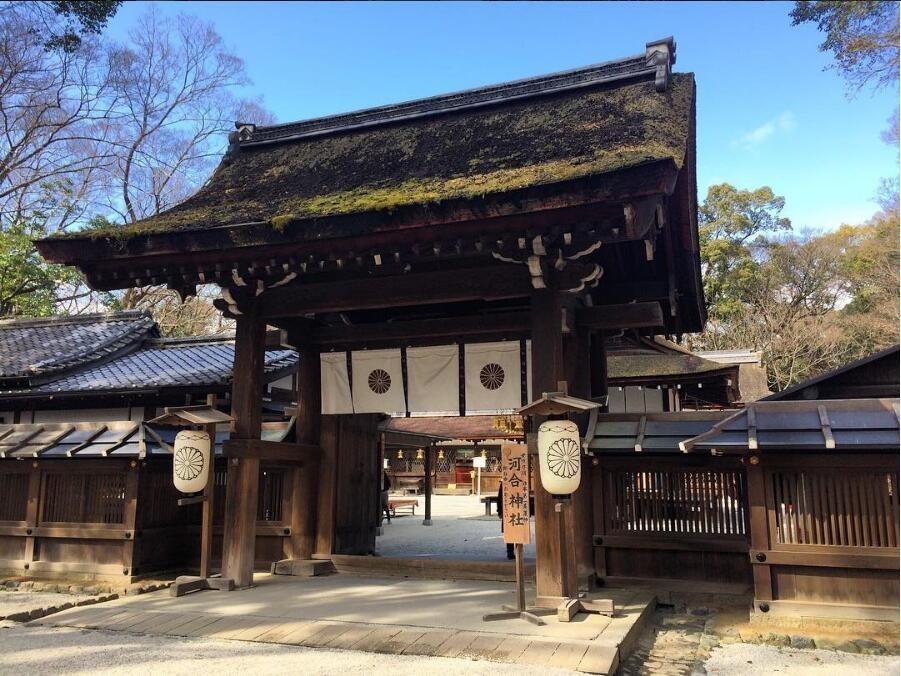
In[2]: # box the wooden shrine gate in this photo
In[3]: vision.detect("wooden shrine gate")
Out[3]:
[36,38,702,598]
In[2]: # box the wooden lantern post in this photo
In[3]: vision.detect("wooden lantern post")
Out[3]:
[199,393,218,578]
[516,391,615,622]
[146,403,235,597]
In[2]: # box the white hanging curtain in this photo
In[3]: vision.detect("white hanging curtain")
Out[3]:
[464,341,522,413]
[320,353,353,414]
[351,349,406,414]
[406,345,460,415]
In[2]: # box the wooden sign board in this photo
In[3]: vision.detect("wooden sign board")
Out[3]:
[501,443,530,544]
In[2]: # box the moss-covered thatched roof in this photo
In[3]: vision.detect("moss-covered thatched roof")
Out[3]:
[608,353,732,381]
[88,72,694,239]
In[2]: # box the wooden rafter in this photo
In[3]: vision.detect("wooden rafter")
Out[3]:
[0,426,44,458]
[66,425,108,457]
[30,426,77,457]
[101,424,140,457]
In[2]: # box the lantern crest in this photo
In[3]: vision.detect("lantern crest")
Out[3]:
[173,430,212,493]
[537,420,582,495]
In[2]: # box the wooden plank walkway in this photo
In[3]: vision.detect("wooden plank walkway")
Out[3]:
[33,600,654,674]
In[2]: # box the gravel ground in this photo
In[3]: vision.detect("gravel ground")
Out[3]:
[376,494,536,561]
[0,623,576,675]
[0,592,92,619]
[704,643,900,675]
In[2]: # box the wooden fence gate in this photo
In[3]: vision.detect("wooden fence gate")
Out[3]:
[592,455,752,590]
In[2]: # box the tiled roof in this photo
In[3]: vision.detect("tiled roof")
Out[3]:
[589,411,732,454]
[0,311,155,385]
[14,339,297,395]
[680,398,900,453]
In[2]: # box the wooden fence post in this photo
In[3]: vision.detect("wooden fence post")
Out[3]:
[746,458,773,606]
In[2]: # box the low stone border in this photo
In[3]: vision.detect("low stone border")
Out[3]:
[0,578,171,596]
[0,579,172,623]
[1,593,119,622]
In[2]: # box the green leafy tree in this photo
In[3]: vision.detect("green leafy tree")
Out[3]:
[0,221,80,316]
[33,1,123,51]
[791,1,900,92]
[698,184,791,318]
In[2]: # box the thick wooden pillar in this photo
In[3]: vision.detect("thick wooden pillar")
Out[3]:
[222,315,266,588]
[530,287,577,603]
[289,343,321,560]
[564,322,596,589]
[314,415,339,556]
[588,332,609,582]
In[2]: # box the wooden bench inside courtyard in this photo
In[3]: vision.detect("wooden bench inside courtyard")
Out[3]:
[480,495,499,515]
[388,498,418,517]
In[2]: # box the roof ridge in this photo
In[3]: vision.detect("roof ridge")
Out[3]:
[153,334,236,347]
[0,310,151,330]
[232,38,675,148]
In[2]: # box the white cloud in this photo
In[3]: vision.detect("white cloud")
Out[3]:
[736,111,795,149]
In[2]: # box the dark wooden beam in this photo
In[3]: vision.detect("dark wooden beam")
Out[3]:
[588,280,669,304]
[261,262,606,319]
[259,266,531,318]
[577,302,663,330]
[313,312,530,346]
[223,439,318,463]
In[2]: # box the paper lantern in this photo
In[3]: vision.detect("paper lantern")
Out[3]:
[537,420,582,495]
[173,430,211,494]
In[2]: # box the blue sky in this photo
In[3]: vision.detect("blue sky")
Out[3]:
[107,1,899,231]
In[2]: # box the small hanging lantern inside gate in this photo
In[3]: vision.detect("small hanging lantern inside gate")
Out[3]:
[537,420,582,496]
[173,430,212,494]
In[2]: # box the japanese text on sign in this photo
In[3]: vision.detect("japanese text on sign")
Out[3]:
[501,443,530,544]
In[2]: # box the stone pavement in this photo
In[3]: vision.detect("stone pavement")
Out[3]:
[619,591,900,676]
[31,573,656,675]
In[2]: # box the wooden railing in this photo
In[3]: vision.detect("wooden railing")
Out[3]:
[604,467,748,537]
[769,469,898,548]
[0,470,28,521]
[42,472,126,525]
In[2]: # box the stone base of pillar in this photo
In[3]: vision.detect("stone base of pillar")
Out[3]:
[270,558,335,577]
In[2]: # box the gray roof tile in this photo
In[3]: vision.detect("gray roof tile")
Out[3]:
[25,340,297,394]
[0,311,155,383]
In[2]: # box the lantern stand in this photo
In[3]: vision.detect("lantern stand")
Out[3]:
[147,402,236,597]
[517,391,616,623]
